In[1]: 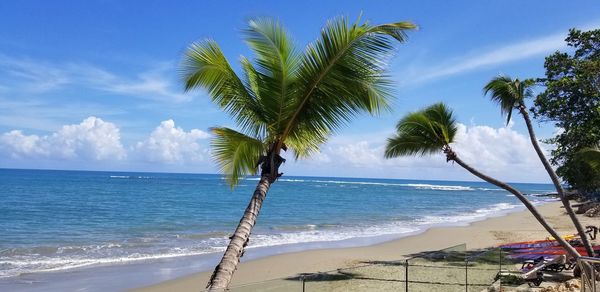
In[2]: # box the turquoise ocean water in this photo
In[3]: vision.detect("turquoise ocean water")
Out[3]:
[0,169,555,291]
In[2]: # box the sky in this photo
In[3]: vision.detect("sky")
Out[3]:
[0,0,599,183]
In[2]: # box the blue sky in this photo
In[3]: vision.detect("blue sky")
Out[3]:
[1,1,599,182]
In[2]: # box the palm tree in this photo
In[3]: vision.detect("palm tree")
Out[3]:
[181,17,416,291]
[384,103,581,258]
[578,147,600,172]
[483,75,595,257]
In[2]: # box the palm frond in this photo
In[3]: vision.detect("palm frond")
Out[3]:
[577,147,600,172]
[182,16,417,186]
[385,102,457,158]
[211,127,266,186]
[180,40,266,136]
[284,126,328,159]
[281,17,417,144]
[243,18,301,135]
[483,75,536,125]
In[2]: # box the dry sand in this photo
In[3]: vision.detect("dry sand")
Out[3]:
[136,202,598,291]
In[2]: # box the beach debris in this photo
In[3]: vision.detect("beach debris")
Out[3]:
[584,203,600,217]
[538,278,580,292]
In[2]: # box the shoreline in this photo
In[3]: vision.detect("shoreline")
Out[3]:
[137,201,595,292]
[0,173,559,292]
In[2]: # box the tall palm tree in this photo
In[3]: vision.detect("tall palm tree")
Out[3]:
[384,103,581,258]
[483,75,595,257]
[181,17,416,291]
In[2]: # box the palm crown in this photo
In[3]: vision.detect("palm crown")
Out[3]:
[182,17,416,185]
[578,147,600,172]
[483,75,535,125]
[384,102,457,158]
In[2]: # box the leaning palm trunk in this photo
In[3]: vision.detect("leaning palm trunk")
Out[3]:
[519,105,595,257]
[207,175,272,291]
[446,147,581,259]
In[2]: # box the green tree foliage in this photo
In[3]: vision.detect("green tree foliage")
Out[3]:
[385,103,582,258]
[533,28,600,195]
[181,17,416,186]
[181,16,416,290]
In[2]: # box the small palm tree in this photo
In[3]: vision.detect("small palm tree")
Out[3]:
[384,103,581,258]
[484,75,595,256]
[578,147,600,171]
[181,17,416,290]
[577,147,600,189]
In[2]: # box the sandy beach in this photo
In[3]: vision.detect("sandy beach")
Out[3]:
[137,201,598,291]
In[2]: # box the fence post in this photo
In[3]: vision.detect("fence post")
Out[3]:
[465,257,468,292]
[499,248,502,291]
[300,275,305,292]
[405,259,409,292]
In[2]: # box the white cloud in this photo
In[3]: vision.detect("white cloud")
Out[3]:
[0,116,553,183]
[451,123,545,178]
[0,117,126,161]
[0,54,71,92]
[72,63,193,102]
[411,33,564,83]
[398,21,600,85]
[0,54,193,102]
[0,117,211,167]
[134,119,210,164]
[294,122,552,183]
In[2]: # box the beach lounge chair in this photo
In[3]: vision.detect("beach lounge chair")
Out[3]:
[520,255,573,272]
[520,255,567,286]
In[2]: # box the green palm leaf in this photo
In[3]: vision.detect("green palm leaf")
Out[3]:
[578,147,600,172]
[211,127,266,186]
[483,75,536,125]
[243,18,300,135]
[182,16,416,186]
[282,17,416,142]
[385,103,457,158]
[180,40,266,137]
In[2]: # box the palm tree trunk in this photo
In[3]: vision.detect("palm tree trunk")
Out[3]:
[448,150,580,258]
[519,106,595,257]
[207,175,272,291]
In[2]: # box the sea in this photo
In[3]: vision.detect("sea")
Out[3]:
[0,168,556,291]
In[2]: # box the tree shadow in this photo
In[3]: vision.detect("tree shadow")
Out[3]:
[286,270,406,283]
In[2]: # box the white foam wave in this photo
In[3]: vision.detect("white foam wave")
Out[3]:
[247,178,500,191]
[418,203,521,225]
[248,224,419,249]
[0,246,223,278]
[108,175,152,179]
[0,202,528,279]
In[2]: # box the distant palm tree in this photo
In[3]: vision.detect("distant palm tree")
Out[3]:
[578,147,600,172]
[181,17,416,291]
[384,103,581,258]
[483,75,595,257]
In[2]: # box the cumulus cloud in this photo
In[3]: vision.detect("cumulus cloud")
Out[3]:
[0,117,126,161]
[134,119,210,164]
[295,122,552,183]
[0,116,552,182]
[0,117,211,168]
[451,123,545,177]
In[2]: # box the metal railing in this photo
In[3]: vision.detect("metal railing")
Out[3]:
[579,256,600,292]
[226,244,510,291]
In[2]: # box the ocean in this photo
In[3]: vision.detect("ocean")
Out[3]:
[0,168,555,291]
